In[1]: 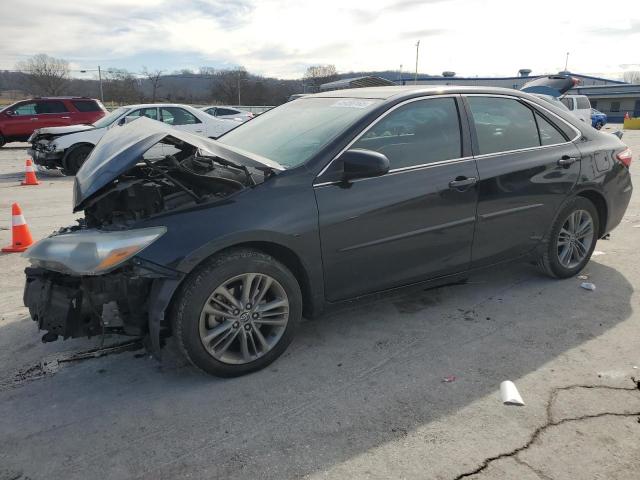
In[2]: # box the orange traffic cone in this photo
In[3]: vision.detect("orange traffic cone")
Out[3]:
[21,158,39,186]
[2,203,34,253]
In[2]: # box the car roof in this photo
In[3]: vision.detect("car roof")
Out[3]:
[306,85,534,101]
[119,103,198,109]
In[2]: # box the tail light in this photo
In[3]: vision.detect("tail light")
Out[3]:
[616,147,633,168]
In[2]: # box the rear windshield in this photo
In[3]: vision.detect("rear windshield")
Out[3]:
[218,97,381,168]
[73,100,101,112]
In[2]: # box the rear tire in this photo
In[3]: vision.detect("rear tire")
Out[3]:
[0,133,5,148]
[537,197,599,279]
[172,249,302,377]
[62,144,93,175]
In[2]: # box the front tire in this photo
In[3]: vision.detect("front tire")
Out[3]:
[0,133,5,148]
[172,249,302,377]
[537,197,599,278]
[62,144,93,175]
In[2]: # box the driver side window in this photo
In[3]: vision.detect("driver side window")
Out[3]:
[12,102,38,116]
[352,97,462,170]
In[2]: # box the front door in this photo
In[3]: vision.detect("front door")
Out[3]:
[315,96,479,301]
[3,101,39,138]
[464,95,581,266]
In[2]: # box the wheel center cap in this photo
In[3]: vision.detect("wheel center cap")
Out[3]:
[240,312,249,322]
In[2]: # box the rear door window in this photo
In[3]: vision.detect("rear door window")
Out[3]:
[352,97,462,169]
[36,101,68,114]
[160,107,201,125]
[467,96,540,155]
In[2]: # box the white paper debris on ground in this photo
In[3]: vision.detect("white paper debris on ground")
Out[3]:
[577,275,589,280]
[592,250,606,256]
[580,282,596,291]
[500,380,525,406]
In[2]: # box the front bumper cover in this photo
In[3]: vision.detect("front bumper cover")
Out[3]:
[28,147,63,168]
[24,262,183,350]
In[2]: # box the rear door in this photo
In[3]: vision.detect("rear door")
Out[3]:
[315,96,479,301]
[34,100,72,128]
[464,95,582,267]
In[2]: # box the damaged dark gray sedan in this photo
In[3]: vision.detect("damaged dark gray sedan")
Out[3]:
[23,86,633,377]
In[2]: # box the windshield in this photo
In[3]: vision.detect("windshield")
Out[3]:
[92,107,129,128]
[218,97,382,168]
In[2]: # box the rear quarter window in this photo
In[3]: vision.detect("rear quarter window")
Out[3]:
[72,100,101,112]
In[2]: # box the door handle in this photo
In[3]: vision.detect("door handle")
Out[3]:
[449,176,477,190]
[61,116,70,119]
[558,155,579,167]
[30,118,38,121]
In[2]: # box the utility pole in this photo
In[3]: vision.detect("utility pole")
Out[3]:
[414,40,420,84]
[237,77,241,105]
[98,65,104,103]
[564,52,570,72]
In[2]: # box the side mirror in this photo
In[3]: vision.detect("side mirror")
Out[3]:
[339,149,389,182]
[118,116,137,126]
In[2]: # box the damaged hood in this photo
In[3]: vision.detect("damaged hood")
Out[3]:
[73,117,284,211]
[30,124,96,140]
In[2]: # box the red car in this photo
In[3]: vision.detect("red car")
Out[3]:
[0,97,107,147]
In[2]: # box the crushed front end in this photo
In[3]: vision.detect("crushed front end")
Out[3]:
[24,262,175,343]
[21,117,277,352]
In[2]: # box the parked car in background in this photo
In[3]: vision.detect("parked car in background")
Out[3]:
[202,105,254,122]
[23,86,633,377]
[560,94,592,124]
[28,103,239,174]
[0,97,106,147]
[591,108,607,130]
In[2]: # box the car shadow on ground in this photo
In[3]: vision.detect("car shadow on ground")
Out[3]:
[0,260,633,479]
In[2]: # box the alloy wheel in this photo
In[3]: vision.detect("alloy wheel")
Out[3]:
[198,273,289,365]
[556,209,594,269]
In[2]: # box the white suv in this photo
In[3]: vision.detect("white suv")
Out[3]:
[560,95,592,124]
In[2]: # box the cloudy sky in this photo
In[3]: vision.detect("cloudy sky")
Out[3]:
[1,0,638,79]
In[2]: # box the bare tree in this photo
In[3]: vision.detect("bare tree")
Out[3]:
[623,71,640,84]
[210,67,248,104]
[142,67,163,102]
[303,65,338,90]
[103,69,142,104]
[16,54,70,95]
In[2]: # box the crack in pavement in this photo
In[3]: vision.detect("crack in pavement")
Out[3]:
[0,339,143,391]
[452,379,640,479]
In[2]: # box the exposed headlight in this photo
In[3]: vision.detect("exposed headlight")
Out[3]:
[44,142,59,152]
[23,227,166,275]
